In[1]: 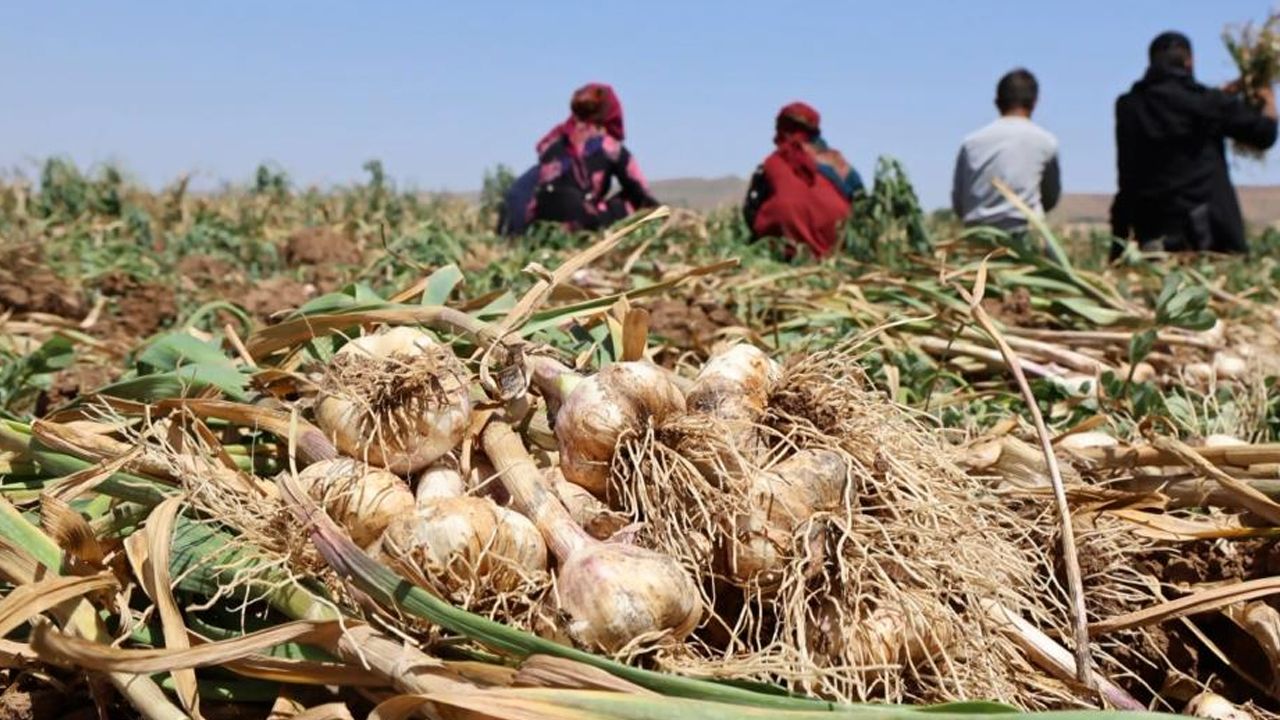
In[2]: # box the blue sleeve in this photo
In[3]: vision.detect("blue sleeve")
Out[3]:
[844,167,864,197]
[818,164,863,200]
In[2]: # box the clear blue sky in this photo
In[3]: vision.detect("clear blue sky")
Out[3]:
[2,2,1278,210]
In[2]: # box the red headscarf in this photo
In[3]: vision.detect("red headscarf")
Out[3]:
[751,101,851,259]
[774,102,821,185]
[537,82,625,154]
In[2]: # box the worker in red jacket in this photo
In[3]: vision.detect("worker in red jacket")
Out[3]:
[743,102,863,259]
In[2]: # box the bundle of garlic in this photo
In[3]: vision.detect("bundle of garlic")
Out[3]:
[122,315,1093,709]
[525,342,1081,707]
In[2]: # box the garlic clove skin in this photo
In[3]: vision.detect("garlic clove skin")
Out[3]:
[415,464,467,508]
[315,326,471,475]
[294,458,414,548]
[686,343,781,424]
[1185,692,1254,720]
[556,362,685,496]
[556,541,702,652]
[381,496,547,593]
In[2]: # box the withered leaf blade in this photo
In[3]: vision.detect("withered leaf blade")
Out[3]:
[0,572,117,639]
[39,494,104,569]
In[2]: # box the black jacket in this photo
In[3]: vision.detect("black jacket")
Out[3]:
[1110,65,1278,255]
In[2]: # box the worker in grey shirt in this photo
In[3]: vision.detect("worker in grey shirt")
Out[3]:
[952,68,1061,233]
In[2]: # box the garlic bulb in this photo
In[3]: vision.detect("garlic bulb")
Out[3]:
[686,344,782,425]
[1213,352,1248,380]
[552,362,686,497]
[292,458,414,547]
[315,326,470,475]
[1055,430,1118,451]
[415,463,468,508]
[727,449,848,586]
[483,419,702,652]
[1185,692,1254,720]
[381,496,546,594]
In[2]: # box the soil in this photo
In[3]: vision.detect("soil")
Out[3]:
[239,276,315,320]
[1159,538,1260,587]
[981,287,1035,327]
[37,363,119,412]
[0,247,84,318]
[284,227,360,268]
[91,271,178,339]
[646,298,741,352]
[0,672,98,720]
[1112,539,1280,710]
[176,254,238,289]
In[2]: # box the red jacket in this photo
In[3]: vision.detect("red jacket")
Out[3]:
[749,151,852,259]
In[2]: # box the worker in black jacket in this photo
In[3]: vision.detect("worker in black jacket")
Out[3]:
[1110,31,1278,258]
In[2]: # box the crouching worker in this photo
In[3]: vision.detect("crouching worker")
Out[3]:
[744,102,863,260]
[499,83,658,236]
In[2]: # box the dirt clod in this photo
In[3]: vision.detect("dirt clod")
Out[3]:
[0,247,84,318]
[239,276,315,320]
[92,271,177,339]
[646,298,741,351]
[284,227,360,267]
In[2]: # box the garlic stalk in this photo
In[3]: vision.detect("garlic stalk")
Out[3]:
[481,418,701,652]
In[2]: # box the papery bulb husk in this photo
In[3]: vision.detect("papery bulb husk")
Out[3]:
[1214,352,1248,380]
[806,592,954,671]
[544,467,629,540]
[1184,361,1215,385]
[724,449,848,587]
[293,458,415,547]
[555,362,685,496]
[380,496,547,594]
[315,326,471,475]
[1126,361,1157,384]
[1203,433,1248,448]
[1185,692,1255,720]
[1054,430,1118,451]
[964,435,1082,490]
[555,540,702,652]
[685,344,782,473]
[686,343,781,424]
[415,463,467,508]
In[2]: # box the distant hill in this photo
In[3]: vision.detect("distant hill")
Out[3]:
[1048,185,1280,228]
[648,176,748,210]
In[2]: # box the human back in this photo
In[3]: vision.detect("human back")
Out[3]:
[501,82,657,235]
[954,116,1058,230]
[1109,31,1278,255]
[952,68,1061,234]
[743,102,861,260]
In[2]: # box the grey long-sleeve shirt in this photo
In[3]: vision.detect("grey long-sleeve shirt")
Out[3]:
[951,116,1060,232]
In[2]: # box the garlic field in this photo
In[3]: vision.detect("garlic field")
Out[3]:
[2,160,1280,719]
